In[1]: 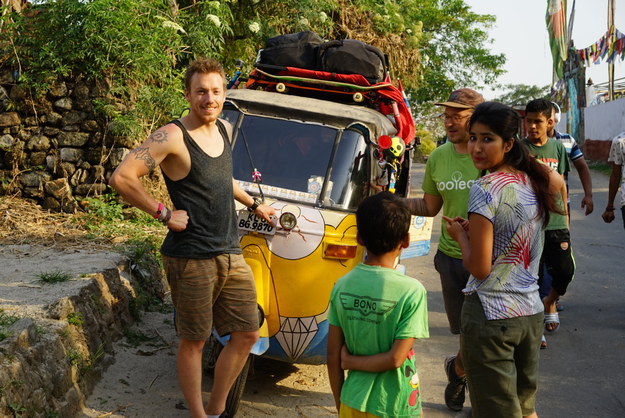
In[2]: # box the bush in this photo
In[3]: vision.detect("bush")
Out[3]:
[0,0,233,138]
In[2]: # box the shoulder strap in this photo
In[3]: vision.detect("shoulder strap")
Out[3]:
[215,119,231,143]
[169,119,186,134]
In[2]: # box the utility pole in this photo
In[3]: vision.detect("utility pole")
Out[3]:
[608,0,615,100]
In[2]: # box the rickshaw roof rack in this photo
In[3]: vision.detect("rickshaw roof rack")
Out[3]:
[226,89,396,141]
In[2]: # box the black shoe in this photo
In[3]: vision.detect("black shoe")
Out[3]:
[444,355,467,412]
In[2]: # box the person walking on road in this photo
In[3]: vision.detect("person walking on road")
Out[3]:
[327,192,429,417]
[444,102,565,418]
[549,102,594,216]
[544,102,593,314]
[602,131,625,228]
[404,88,484,412]
[110,58,275,418]
[522,99,572,341]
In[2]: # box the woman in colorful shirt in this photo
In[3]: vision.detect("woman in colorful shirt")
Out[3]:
[443,102,565,418]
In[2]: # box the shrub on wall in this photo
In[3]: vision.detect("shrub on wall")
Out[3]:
[0,0,236,136]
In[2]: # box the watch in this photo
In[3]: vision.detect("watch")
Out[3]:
[248,197,262,211]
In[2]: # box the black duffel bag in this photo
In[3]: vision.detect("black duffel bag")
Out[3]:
[258,31,323,70]
[318,39,387,84]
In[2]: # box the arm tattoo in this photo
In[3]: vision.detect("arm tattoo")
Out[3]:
[130,146,157,172]
[405,198,429,216]
[148,130,168,144]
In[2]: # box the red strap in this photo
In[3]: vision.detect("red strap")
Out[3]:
[153,202,164,219]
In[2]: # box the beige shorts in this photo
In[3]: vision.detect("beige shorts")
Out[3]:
[163,253,258,341]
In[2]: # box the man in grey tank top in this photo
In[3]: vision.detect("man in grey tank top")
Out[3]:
[110,58,274,418]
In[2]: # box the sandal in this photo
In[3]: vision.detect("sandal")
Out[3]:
[540,335,547,349]
[544,312,560,333]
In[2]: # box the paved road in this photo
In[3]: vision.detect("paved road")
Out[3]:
[406,163,625,417]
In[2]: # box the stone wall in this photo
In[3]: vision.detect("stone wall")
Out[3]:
[0,69,133,212]
[0,248,167,417]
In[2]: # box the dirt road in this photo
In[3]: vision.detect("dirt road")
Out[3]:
[81,165,625,417]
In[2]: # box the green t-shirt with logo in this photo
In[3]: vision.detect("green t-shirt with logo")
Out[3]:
[328,264,429,417]
[422,142,479,259]
[522,138,569,230]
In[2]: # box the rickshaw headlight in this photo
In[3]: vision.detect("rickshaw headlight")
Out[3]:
[324,243,358,259]
[279,212,297,231]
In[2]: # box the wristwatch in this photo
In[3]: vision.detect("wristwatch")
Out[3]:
[248,197,262,212]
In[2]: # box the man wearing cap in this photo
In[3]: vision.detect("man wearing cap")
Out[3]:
[405,88,484,412]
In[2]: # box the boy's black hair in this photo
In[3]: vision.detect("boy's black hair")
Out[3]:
[356,191,411,256]
[525,98,552,119]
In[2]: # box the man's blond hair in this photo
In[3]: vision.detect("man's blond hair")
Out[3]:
[184,58,226,90]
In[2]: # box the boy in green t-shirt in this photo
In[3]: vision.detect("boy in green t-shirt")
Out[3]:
[523,98,573,344]
[327,192,429,417]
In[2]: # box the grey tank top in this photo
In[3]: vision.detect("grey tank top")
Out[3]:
[160,119,241,259]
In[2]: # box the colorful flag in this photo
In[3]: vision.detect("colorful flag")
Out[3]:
[546,0,568,79]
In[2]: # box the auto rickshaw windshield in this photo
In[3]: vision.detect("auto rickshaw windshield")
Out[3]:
[225,110,370,211]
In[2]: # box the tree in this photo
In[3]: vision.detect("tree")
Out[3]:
[211,0,505,105]
[0,0,505,139]
[494,83,551,107]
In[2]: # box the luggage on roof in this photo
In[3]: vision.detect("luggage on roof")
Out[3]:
[318,39,387,84]
[259,31,323,70]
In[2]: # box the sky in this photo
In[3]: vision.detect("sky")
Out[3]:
[464,0,625,99]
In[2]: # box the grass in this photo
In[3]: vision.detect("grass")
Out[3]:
[122,328,156,348]
[587,160,612,176]
[80,193,164,246]
[37,270,73,284]
[68,343,105,376]
[0,309,20,342]
[67,312,84,326]
[8,403,26,417]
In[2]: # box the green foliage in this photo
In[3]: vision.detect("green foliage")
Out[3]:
[415,127,437,160]
[0,0,216,138]
[67,312,84,327]
[123,237,162,267]
[587,160,612,176]
[7,402,26,417]
[68,344,105,375]
[4,0,184,88]
[0,309,19,341]
[1,0,504,128]
[495,84,551,107]
[83,193,124,224]
[123,328,156,347]
[407,0,505,103]
[81,193,163,241]
[37,270,72,284]
[0,380,23,397]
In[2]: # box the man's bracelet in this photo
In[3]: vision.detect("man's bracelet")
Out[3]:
[153,202,165,219]
[157,206,171,225]
[606,206,615,211]
[248,197,262,212]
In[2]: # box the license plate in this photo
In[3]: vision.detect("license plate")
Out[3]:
[237,210,276,235]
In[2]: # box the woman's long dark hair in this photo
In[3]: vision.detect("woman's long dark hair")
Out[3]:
[469,101,563,226]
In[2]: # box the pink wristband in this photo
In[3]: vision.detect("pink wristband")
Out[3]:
[153,202,165,219]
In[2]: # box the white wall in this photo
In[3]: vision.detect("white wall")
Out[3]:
[583,97,625,141]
